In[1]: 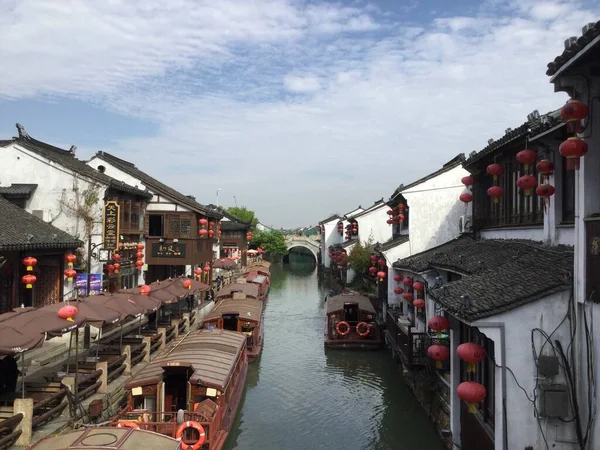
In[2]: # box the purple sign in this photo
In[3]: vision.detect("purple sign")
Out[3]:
[75,273,102,296]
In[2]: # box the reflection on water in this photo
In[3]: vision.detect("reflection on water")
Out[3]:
[224,258,444,450]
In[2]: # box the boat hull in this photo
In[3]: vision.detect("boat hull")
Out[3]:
[324,337,382,349]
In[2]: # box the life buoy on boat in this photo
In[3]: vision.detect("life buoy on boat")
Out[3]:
[336,321,350,336]
[116,420,140,429]
[356,322,370,337]
[175,420,206,450]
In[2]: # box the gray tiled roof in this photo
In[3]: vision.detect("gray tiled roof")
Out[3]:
[95,152,222,219]
[352,199,386,218]
[0,196,82,251]
[0,184,37,197]
[319,214,341,225]
[377,235,409,252]
[4,136,152,199]
[393,236,573,321]
[546,21,600,76]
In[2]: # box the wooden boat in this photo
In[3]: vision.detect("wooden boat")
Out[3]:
[241,271,269,300]
[216,283,260,301]
[201,298,264,361]
[324,294,381,349]
[29,427,181,449]
[111,329,248,450]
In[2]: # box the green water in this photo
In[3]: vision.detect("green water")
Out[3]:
[224,254,444,450]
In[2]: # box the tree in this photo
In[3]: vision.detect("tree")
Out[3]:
[225,206,259,228]
[347,239,372,275]
[251,229,288,257]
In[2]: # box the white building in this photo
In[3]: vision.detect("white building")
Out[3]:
[0,126,153,290]
[388,110,576,450]
[548,22,600,450]
[86,152,222,282]
[318,214,341,267]
[353,199,391,245]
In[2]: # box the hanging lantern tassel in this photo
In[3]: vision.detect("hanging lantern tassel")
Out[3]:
[537,184,555,214]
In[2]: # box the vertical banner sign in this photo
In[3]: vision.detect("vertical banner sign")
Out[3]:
[103,201,120,251]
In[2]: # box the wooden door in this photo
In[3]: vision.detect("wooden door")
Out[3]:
[36,257,61,307]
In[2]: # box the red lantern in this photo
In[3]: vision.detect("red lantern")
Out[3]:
[136,244,145,251]
[22,274,36,289]
[136,252,144,259]
[536,159,554,179]
[402,292,414,302]
[393,274,403,282]
[199,218,208,226]
[377,258,386,267]
[394,287,404,295]
[413,298,425,311]
[22,256,37,272]
[457,381,487,414]
[428,316,450,335]
[208,230,214,238]
[376,271,386,281]
[516,175,538,197]
[218,230,222,237]
[387,209,394,215]
[398,204,405,212]
[561,99,589,132]
[64,268,77,281]
[461,176,473,187]
[428,344,449,369]
[370,256,378,265]
[516,149,537,171]
[398,214,405,223]
[113,263,120,274]
[486,163,503,182]
[537,184,555,198]
[135,260,144,269]
[209,221,214,228]
[183,279,192,290]
[459,192,473,204]
[199,229,208,237]
[194,267,202,277]
[140,285,151,295]
[487,185,504,204]
[203,265,210,273]
[403,277,413,287]
[106,264,114,273]
[58,305,78,322]
[386,219,393,225]
[413,281,424,292]
[560,137,588,171]
[368,266,377,276]
[65,253,77,268]
[113,253,121,262]
[457,342,486,372]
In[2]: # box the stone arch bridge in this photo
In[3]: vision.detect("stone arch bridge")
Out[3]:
[285,235,321,260]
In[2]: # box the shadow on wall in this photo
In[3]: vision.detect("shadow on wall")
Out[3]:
[422,200,469,254]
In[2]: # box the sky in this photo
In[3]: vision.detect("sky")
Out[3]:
[0,0,598,228]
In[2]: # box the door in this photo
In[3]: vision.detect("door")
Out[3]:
[163,368,189,413]
[343,303,359,323]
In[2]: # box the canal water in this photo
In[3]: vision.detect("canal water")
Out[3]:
[224,253,444,450]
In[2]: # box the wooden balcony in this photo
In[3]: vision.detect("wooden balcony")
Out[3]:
[385,310,449,371]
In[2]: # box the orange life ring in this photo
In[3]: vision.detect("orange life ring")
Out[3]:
[175,420,206,450]
[356,322,370,337]
[336,321,350,336]
[116,420,139,429]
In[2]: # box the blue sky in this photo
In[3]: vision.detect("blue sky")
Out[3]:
[0,0,598,227]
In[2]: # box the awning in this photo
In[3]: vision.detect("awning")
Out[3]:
[0,323,45,355]
[9,304,87,337]
[85,293,146,320]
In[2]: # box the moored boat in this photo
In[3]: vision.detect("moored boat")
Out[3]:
[110,328,248,450]
[28,427,181,449]
[201,298,264,361]
[324,294,381,349]
[216,283,260,302]
[241,262,270,300]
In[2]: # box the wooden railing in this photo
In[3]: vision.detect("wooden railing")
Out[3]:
[0,414,23,449]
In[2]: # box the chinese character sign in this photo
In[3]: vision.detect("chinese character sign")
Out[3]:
[103,201,120,250]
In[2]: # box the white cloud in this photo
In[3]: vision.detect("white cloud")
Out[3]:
[0,0,598,227]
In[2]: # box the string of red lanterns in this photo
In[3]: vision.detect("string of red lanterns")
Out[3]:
[559,99,589,170]
[21,256,37,289]
[459,175,473,205]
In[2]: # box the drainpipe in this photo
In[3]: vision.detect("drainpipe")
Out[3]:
[466,321,508,450]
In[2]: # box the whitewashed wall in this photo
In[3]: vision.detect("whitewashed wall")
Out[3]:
[449,290,572,450]
[355,205,392,246]
[320,218,342,267]
[2,143,106,275]
[383,244,410,307]
[403,165,469,255]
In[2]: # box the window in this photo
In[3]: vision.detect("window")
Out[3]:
[223,230,244,239]
[460,323,495,429]
[148,214,164,236]
[130,201,139,228]
[166,215,192,237]
[180,217,191,235]
[562,162,575,223]
[168,215,180,234]
[473,158,543,228]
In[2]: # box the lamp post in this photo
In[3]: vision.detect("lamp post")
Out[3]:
[216,188,222,208]
[84,238,107,349]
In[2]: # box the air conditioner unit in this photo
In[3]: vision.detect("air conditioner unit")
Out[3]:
[459,215,472,234]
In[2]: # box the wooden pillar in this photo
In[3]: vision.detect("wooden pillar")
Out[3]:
[123,345,132,375]
[95,361,108,394]
[61,377,76,418]
[14,398,33,446]
[157,327,167,350]
[171,318,179,339]
[142,337,152,362]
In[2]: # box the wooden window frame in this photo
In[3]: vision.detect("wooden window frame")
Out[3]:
[179,216,192,236]
[148,214,164,237]
[167,215,181,237]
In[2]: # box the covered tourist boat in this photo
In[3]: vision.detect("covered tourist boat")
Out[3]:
[111,329,248,450]
[201,299,263,361]
[29,427,181,449]
[241,262,270,300]
[216,283,260,302]
[324,294,381,349]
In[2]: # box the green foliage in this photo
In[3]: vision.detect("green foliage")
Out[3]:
[225,206,259,228]
[251,229,288,257]
[347,239,372,274]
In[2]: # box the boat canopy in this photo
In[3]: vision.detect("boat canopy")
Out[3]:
[217,283,260,299]
[326,294,376,315]
[125,329,246,390]
[204,299,263,323]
